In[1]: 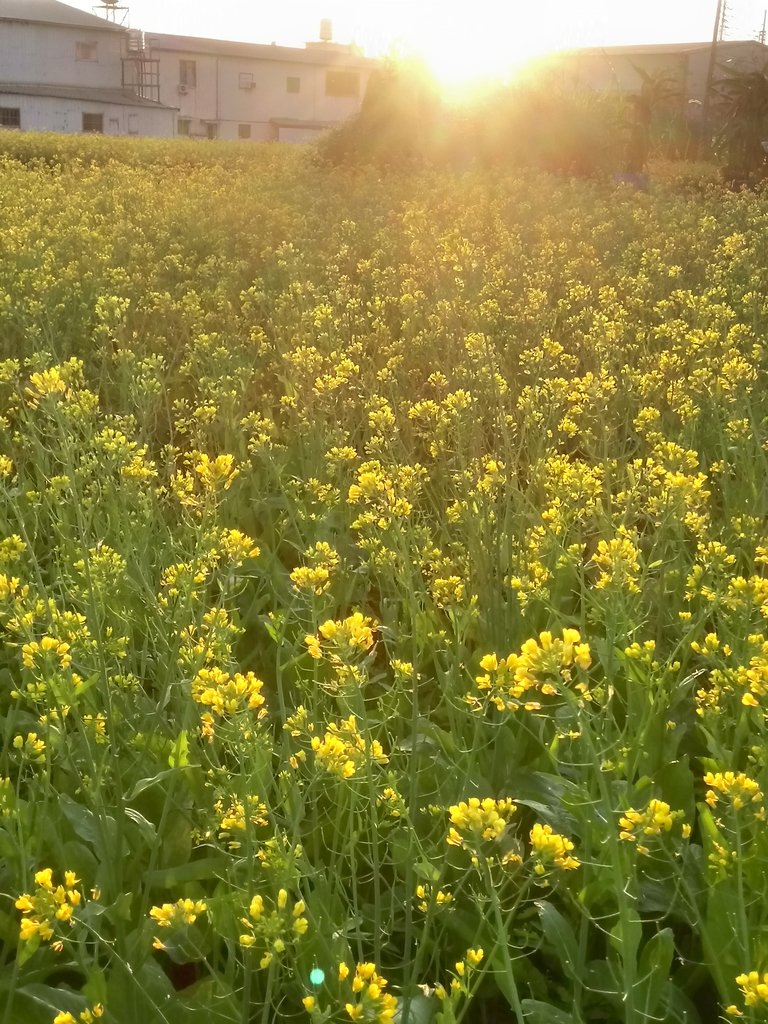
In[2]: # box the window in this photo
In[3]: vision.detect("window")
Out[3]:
[238,72,254,89]
[0,107,20,128]
[286,76,301,94]
[127,113,138,135]
[179,59,197,87]
[238,123,251,139]
[205,122,217,140]
[76,41,97,61]
[177,118,191,136]
[108,117,120,134]
[82,112,103,133]
[325,69,360,97]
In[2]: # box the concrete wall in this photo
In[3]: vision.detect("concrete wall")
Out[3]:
[0,21,124,87]
[153,46,370,140]
[0,92,174,136]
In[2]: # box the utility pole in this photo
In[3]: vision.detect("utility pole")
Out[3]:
[701,0,724,151]
[760,9,767,45]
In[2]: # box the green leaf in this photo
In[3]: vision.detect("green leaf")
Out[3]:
[126,769,185,801]
[144,854,230,888]
[125,806,157,844]
[520,999,574,1023]
[13,984,85,1023]
[59,794,117,848]
[635,928,674,1016]
[609,908,642,970]
[396,991,436,1024]
[536,900,580,983]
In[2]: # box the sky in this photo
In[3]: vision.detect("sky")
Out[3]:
[68,0,768,83]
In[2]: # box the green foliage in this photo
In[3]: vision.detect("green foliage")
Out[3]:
[714,64,768,180]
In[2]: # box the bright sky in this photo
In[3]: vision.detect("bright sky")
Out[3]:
[68,0,768,84]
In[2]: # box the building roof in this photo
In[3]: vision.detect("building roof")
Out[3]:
[0,0,124,31]
[0,82,176,108]
[145,31,372,69]
[557,39,768,59]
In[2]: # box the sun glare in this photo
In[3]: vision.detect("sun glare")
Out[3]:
[382,8,555,96]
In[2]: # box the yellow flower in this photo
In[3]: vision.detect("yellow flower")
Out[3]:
[149,898,207,929]
[529,823,581,873]
[704,771,764,816]
[447,797,517,853]
[193,453,239,492]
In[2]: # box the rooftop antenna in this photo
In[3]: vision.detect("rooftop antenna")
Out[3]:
[718,0,728,41]
[94,0,129,25]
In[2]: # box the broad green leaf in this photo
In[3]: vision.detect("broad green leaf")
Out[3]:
[635,928,674,1016]
[144,854,231,888]
[59,794,117,848]
[520,999,574,1023]
[536,900,580,982]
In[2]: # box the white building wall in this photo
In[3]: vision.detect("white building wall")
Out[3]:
[154,46,370,140]
[0,93,174,136]
[0,22,124,88]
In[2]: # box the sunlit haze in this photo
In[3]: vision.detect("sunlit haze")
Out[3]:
[67,0,768,87]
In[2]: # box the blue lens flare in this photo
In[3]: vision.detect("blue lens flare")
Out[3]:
[309,967,325,986]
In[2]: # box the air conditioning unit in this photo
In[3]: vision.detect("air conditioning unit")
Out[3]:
[177,83,190,95]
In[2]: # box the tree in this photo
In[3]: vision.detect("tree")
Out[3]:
[713,64,768,182]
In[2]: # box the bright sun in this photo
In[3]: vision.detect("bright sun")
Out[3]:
[418,32,550,89]
[374,4,555,92]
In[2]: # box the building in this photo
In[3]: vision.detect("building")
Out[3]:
[532,39,768,113]
[148,32,373,142]
[0,0,373,140]
[0,0,176,135]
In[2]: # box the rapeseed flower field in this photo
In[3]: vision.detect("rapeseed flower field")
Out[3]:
[1,132,768,1023]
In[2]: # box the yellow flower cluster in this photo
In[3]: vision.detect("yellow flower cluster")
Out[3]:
[16,869,83,950]
[149,898,207,950]
[592,528,642,593]
[150,897,208,929]
[434,948,485,1007]
[311,715,388,778]
[53,1006,103,1024]
[305,612,377,663]
[290,541,339,595]
[22,636,72,673]
[529,823,581,874]
[192,667,267,718]
[214,795,269,849]
[415,883,453,913]
[239,888,308,968]
[470,629,591,713]
[340,962,397,1023]
[447,797,517,851]
[619,799,690,855]
[704,771,765,817]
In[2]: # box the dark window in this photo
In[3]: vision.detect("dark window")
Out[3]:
[238,123,252,139]
[205,122,217,140]
[286,76,301,93]
[0,107,20,128]
[76,41,97,61]
[239,72,254,89]
[177,118,191,136]
[82,112,103,133]
[325,69,360,97]
[180,59,197,87]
